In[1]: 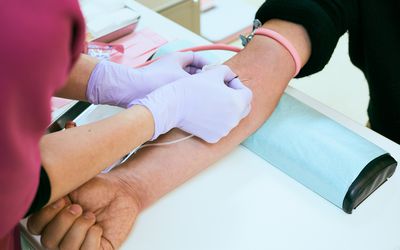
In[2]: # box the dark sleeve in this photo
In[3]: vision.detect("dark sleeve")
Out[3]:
[255,0,351,78]
[24,167,51,217]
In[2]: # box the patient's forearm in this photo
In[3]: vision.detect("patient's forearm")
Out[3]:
[110,20,311,210]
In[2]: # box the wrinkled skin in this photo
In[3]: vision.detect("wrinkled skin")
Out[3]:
[28,174,140,250]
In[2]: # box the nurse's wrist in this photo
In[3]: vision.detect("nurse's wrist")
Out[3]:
[125,104,155,143]
[85,60,105,104]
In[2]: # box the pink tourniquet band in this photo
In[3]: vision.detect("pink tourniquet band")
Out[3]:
[254,28,301,77]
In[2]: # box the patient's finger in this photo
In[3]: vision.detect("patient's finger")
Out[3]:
[59,212,96,250]
[40,204,82,249]
[27,197,69,235]
[80,225,103,250]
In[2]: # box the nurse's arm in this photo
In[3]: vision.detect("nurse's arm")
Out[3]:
[54,54,97,101]
[109,20,311,209]
[40,105,154,205]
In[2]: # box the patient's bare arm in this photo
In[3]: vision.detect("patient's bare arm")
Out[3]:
[111,19,312,210]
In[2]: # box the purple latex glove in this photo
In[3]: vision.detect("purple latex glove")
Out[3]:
[86,52,210,108]
[130,65,253,143]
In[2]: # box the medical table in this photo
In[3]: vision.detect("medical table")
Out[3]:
[20,1,400,249]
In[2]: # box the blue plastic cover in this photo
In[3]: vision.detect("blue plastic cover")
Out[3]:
[242,94,386,208]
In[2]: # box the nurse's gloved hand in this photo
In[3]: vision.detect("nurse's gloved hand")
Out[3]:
[86,52,210,108]
[130,65,252,143]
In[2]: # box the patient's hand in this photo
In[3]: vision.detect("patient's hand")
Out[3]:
[27,174,141,249]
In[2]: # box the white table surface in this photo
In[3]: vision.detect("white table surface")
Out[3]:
[24,1,400,249]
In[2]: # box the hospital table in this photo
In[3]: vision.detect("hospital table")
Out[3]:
[21,1,400,249]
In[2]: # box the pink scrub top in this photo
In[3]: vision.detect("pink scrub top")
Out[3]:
[0,1,85,248]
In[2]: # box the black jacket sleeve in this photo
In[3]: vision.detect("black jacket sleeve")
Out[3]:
[24,167,51,217]
[255,0,351,78]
